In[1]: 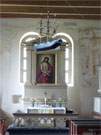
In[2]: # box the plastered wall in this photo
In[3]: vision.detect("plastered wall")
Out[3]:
[0,18,101,115]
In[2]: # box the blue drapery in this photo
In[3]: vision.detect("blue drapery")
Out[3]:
[32,39,64,51]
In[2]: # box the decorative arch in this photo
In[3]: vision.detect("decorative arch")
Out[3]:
[19,32,40,43]
[19,32,74,86]
[53,32,74,86]
[19,32,40,83]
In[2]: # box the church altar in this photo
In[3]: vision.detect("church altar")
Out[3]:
[7,110,78,135]
[7,108,78,135]
[12,111,78,128]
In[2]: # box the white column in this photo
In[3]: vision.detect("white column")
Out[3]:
[97,66,101,94]
[94,97,101,113]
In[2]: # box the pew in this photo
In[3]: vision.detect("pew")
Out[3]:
[69,117,101,135]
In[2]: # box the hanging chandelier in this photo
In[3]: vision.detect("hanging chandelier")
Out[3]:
[39,11,57,41]
[22,9,67,51]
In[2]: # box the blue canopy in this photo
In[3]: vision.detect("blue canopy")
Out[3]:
[32,39,64,51]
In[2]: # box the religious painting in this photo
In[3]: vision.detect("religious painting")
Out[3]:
[36,53,56,84]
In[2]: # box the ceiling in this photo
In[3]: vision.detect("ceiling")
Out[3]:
[0,0,101,20]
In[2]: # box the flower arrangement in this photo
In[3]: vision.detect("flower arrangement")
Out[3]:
[31,98,36,107]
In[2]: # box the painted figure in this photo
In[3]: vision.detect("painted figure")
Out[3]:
[37,56,54,83]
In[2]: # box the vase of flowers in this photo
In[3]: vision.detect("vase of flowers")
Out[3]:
[31,98,35,107]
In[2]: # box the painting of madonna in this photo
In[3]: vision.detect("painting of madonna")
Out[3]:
[36,54,55,84]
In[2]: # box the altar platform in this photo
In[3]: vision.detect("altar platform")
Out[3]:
[7,127,69,135]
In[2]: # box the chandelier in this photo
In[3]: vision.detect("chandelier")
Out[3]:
[39,11,57,41]
[22,11,67,52]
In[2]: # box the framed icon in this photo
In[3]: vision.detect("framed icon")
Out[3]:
[36,53,56,84]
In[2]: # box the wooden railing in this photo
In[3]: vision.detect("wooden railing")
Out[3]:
[69,117,101,135]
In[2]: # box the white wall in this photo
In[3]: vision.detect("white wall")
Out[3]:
[0,18,101,116]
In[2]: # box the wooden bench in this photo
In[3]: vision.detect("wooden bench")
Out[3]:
[69,117,101,135]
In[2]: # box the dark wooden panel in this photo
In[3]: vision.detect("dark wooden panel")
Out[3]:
[7,127,69,135]
[1,5,100,14]
[0,0,101,19]
[0,13,101,20]
[1,0,101,7]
